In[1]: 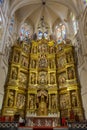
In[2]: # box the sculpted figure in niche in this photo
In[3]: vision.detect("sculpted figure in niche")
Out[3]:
[58,73,66,84]
[51,95,57,109]
[66,52,73,63]
[31,60,36,68]
[39,55,48,68]
[17,94,25,108]
[38,94,47,115]
[50,74,55,84]
[29,95,34,109]
[72,96,77,107]
[14,52,20,63]
[8,91,14,107]
[31,73,36,84]
[24,58,28,67]
[23,45,29,54]
[68,68,74,80]
[12,68,17,80]
[39,72,47,84]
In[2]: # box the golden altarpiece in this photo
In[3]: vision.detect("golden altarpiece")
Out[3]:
[2,39,84,125]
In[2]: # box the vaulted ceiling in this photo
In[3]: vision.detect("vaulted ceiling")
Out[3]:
[9,0,79,31]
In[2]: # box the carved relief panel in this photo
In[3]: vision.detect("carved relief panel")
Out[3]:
[58,72,66,88]
[38,71,48,84]
[11,67,18,80]
[57,55,66,68]
[38,54,48,68]
[16,93,25,109]
[21,55,28,68]
[60,94,69,110]
[19,72,28,89]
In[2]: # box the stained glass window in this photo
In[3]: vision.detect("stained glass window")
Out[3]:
[55,24,66,43]
[72,15,78,35]
[20,23,32,41]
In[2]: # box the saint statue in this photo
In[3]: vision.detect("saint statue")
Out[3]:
[38,94,47,116]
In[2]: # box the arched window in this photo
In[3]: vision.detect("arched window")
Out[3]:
[71,14,78,35]
[55,24,66,43]
[19,23,32,41]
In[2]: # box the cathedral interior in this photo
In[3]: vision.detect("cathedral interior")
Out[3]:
[0,0,87,125]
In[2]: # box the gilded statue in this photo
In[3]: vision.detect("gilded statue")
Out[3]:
[39,56,48,68]
[31,73,36,84]
[38,94,47,115]
[21,56,28,67]
[72,96,77,107]
[29,95,34,109]
[14,52,20,63]
[50,74,55,84]
[8,91,14,107]
[51,95,57,109]
[68,68,74,79]
[39,72,47,84]
[66,52,73,63]
[11,68,17,80]
[17,94,25,109]
[31,60,36,68]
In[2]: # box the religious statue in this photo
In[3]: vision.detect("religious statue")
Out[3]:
[11,68,17,80]
[16,94,25,109]
[50,74,55,84]
[72,96,77,107]
[23,45,29,54]
[38,94,47,116]
[21,56,28,67]
[29,95,34,109]
[39,72,47,84]
[68,68,74,79]
[31,60,36,68]
[8,91,14,107]
[14,51,20,63]
[39,56,48,68]
[66,52,73,63]
[51,95,57,109]
[31,73,36,84]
